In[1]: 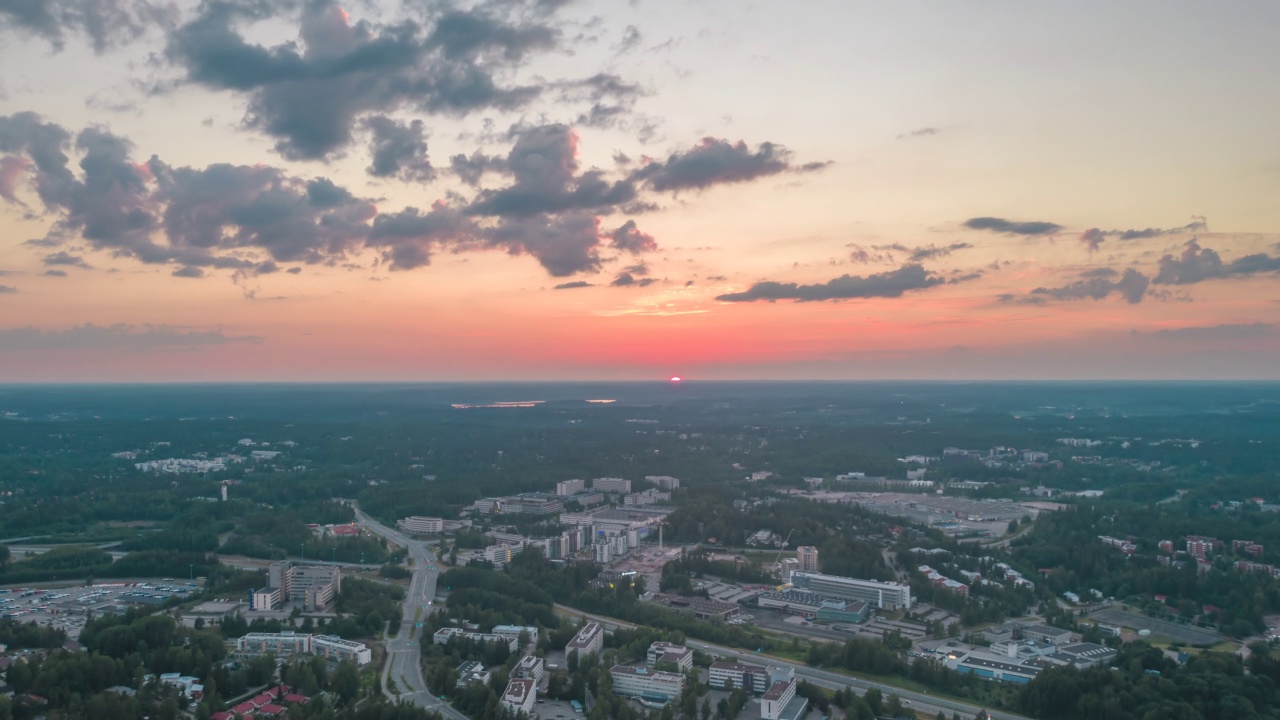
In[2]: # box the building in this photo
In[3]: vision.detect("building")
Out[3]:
[646,642,693,672]
[761,677,808,720]
[556,478,586,496]
[501,678,536,716]
[795,546,819,573]
[491,625,540,645]
[1044,642,1117,669]
[592,477,632,493]
[1185,535,1221,560]
[708,661,771,693]
[234,632,371,665]
[789,572,911,610]
[652,593,741,621]
[944,650,1041,684]
[1016,623,1074,645]
[455,661,491,688]
[255,561,341,611]
[609,665,685,703]
[433,627,519,652]
[504,492,564,516]
[566,622,604,659]
[645,476,681,490]
[397,516,443,534]
[513,655,545,684]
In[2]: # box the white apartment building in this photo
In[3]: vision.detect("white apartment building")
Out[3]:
[501,678,536,716]
[591,477,631,493]
[397,516,443,534]
[234,632,371,665]
[646,642,693,672]
[610,665,685,702]
[556,479,586,496]
[708,661,771,693]
[513,655,545,684]
[567,622,604,659]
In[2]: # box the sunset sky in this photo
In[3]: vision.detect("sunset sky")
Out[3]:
[1,0,1278,381]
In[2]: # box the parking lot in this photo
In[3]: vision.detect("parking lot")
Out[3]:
[0,580,200,639]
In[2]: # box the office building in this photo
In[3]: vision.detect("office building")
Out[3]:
[789,572,911,610]
[397,516,443,534]
[253,562,341,611]
[708,661,771,693]
[234,632,371,665]
[646,642,693,672]
[610,665,685,703]
[591,477,632,493]
[556,479,586,496]
[566,622,604,659]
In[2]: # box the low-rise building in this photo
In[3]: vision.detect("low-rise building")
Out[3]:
[455,661,491,688]
[513,655,545,684]
[708,661,771,693]
[609,665,684,703]
[566,622,604,659]
[646,642,693,672]
[501,678,536,716]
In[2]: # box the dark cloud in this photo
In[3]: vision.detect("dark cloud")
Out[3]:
[43,251,91,268]
[1079,227,1104,252]
[0,285,15,293]
[908,242,971,262]
[43,269,68,277]
[632,138,825,192]
[716,264,954,302]
[608,219,657,254]
[2,113,667,280]
[897,127,938,139]
[365,202,475,270]
[1154,239,1280,285]
[449,151,506,186]
[1152,322,1273,340]
[0,0,175,54]
[1030,268,1149,304]
[466,124,637,217]
[1117,217,1208,240]
[614,24,641,54]
[163,0,637,164]
[0,322,262,349]
[364,116,434,181]
[1079,267,1118,278]
[485,212,608,276]
[553,280,592,289]
[963,217,1063,236]
[611,272,656,287]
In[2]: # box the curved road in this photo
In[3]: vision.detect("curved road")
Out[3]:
[555,604,1024,720]
[354,508,467,720]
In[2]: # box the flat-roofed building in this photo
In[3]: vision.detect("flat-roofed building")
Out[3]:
[789,572,911,610]
[513,655,545,684]
[796,546,819,573]
[567,622,604,659]
[491,625,539,645]
[313,635,373,665]
[944,651,1042,684]
[708,661,770,693]
[234,632,371,665]
[592,477,632,493]
[455,661,491,688]
[646,642,693,672]
[397,516,444,534]
[433,627,519,652]
[501,678,536,716]
[556,479,586,496]
[762,679,809,720]
[609,665,684,703]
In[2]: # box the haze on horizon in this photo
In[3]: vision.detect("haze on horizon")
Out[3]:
[1,0,1278,382]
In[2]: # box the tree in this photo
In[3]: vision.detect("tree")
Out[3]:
[334,660,361,705]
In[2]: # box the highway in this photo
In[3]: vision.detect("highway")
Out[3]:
[555,604,1026,720]
[355,508,468,720]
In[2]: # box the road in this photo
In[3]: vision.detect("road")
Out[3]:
[355,508,467,720]
[555,604,1026,720]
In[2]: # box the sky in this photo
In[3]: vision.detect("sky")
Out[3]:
[1,0,1279,382]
